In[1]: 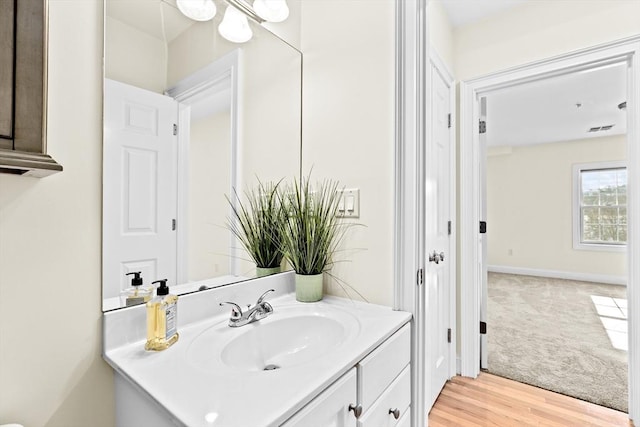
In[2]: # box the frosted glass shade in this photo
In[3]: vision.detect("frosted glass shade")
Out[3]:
[176,0,217,21]
[218,6,253,43]
[253,0,289,23]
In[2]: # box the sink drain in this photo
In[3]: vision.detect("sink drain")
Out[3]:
[263,364,280,371]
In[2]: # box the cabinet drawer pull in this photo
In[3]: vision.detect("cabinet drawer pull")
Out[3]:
[348,403,363,418]
[389,408,401,419]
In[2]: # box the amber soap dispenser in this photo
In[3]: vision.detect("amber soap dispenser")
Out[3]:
[145,279,179,351]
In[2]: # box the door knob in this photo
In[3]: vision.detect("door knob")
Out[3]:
[389,408,401,419]
[429,251,445,264]
[348,403,362,418]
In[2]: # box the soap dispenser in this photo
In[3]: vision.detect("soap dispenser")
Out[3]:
[145,279,179,351]
[120,272,152,307]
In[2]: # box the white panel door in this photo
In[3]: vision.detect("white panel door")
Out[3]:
[103,79,178,302]
[427,65,453,410]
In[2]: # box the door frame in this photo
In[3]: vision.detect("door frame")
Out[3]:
[395,0,458,423]
[459,35,640,420]
[394,1,428,427]
[166,49,242,282]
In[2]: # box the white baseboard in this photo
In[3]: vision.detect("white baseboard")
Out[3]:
[488,265,626,286]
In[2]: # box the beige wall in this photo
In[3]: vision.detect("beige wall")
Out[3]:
[105,16,166,93]
[300,0,395,306]
[188,112,232,280]
[454,1,640,81]
[429,0,454,72]
[0,1,114,426]
[487,136,627,278]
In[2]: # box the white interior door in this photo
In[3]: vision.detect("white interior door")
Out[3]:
[427,64,453,409]
[479,96,489,370]
[103,79,178,303]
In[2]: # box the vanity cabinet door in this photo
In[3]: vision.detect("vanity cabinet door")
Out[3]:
[281,368,357,427]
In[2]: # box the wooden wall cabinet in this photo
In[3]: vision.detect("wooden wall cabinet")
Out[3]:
[0,0,62,177]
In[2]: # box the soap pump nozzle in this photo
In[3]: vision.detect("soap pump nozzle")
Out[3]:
[126,271,143,287]
[152,279,170,296]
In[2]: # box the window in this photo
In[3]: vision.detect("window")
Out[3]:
[573,162,627,251]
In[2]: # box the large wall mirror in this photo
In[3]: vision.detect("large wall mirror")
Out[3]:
[102,0,302,311]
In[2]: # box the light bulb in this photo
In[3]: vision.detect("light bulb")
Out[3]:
[176,0,217,22]
[253,0,289,23]
[218,6,253,43]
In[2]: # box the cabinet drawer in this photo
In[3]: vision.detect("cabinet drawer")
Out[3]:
[357,322,411,410]
[357,365,411,427]
[281,367,357,427]
[395,407,411,427]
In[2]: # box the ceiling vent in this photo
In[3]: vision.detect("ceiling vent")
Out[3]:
[588,125,615,133]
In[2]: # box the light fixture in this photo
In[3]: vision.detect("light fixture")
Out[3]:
[176,0,217,22]
[253,0,289,22]
[218,5,253,43]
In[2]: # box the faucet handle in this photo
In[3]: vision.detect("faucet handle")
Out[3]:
[256,289,275,305]
[260,301,273,315]
[220,302,243,319]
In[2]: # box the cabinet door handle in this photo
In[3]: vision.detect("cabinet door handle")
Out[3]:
[389,408,400,419]
[348,403,362,418]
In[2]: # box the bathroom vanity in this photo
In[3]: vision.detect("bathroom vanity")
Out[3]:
[103,273,412,427]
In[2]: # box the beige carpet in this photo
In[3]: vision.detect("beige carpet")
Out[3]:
[487,272,628,412]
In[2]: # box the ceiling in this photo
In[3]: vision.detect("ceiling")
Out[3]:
[484,53,627,148]
[440,0,627,147]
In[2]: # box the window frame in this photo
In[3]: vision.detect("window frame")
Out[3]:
[572,161,627,252]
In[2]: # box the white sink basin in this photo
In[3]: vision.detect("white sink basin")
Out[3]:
[187,303,361,373]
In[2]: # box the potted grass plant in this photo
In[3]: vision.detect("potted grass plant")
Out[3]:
[226,180,287,277]
[278,175,348,302]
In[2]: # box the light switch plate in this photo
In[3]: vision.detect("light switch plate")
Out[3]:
[336,188,360,218]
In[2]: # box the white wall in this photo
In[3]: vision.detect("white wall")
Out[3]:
[487,136,627,280]
[300,0,395,306]
[0,1,114,426]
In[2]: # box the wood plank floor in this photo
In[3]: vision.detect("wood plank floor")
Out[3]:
[429,373,633,427]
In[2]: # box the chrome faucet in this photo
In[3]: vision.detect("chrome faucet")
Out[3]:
[220,289,275,327]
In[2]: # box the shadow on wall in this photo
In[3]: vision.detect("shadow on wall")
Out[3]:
[42,323,114,427]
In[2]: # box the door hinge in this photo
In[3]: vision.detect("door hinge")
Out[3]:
[447,328,452,343]
[447,113,452,129]
[479,120,486,134]
[172,219,176,231]
[448,220,452,236]
[173,124,178,136]
[479,221,487,234]
[417,268,424,286]
[480,321,487,334]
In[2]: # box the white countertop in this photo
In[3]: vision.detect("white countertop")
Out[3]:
[104,293,411,427]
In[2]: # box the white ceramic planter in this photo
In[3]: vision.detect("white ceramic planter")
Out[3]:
[295,273,323,302]
[256,266,281,277]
